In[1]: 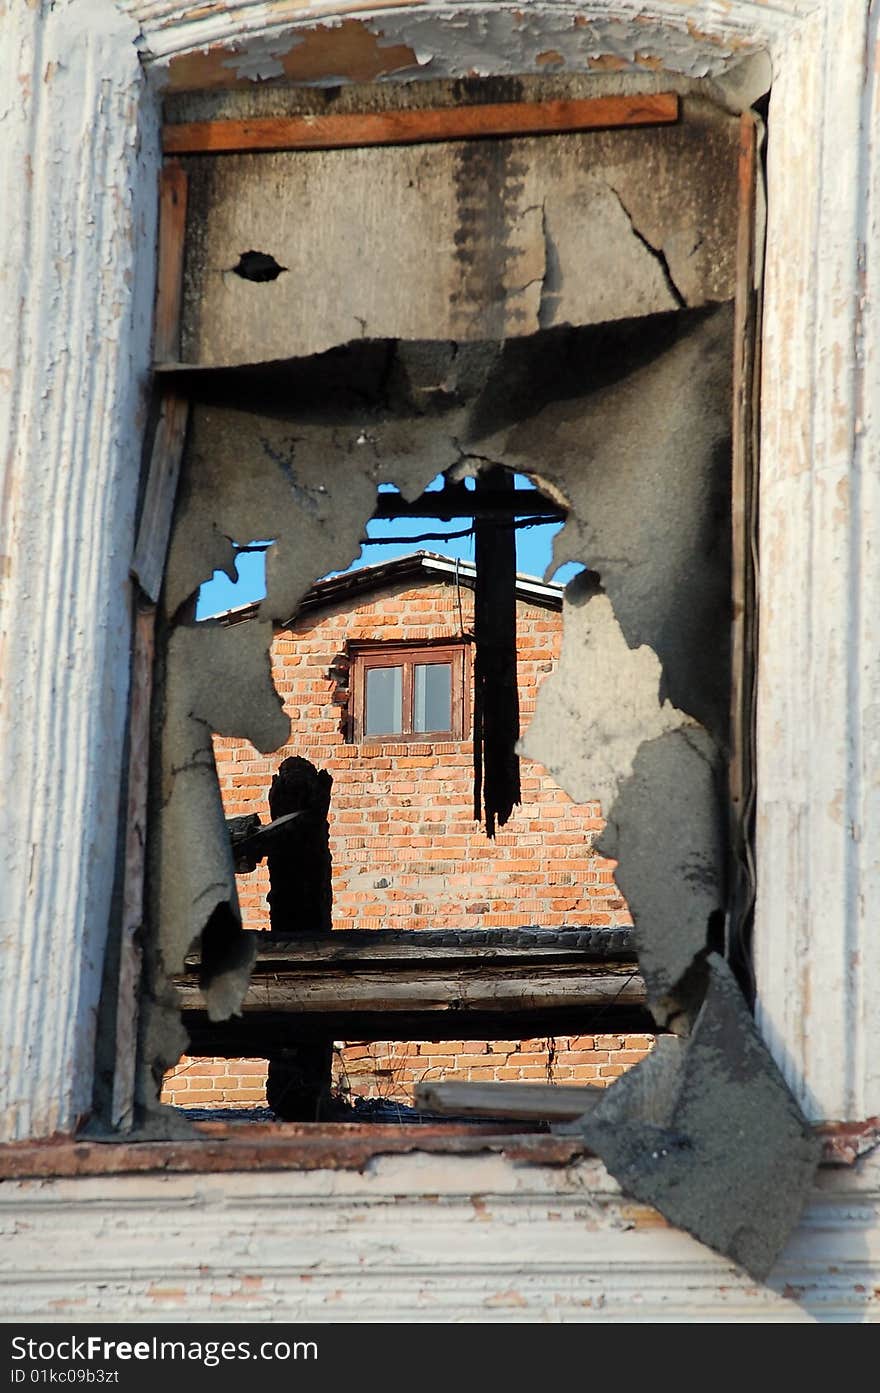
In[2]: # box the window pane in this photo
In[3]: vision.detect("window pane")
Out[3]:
[414,662,452,733]
[365,665,403,735]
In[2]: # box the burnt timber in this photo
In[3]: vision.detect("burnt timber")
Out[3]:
[177,926,649,1054]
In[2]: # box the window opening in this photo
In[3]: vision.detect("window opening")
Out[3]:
[121,79,820,1280]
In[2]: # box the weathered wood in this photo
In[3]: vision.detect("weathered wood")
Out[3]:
[205,925,637,966]
[111,603,155,1131]
[163,94,680,156]
[130,390,189,603]
[415,1080,602,1121]
[728,112,760,994]
[175,962,645,1016]
[154,162,188,363]
[0,1129,583,1182]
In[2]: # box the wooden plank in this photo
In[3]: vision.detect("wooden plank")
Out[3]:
[163,94,679,156]
[111,603,155,1131]
[415,1080,602,1121]
[130,390,189,603]
[174,963,645,1016]
[728,111,760,986]
[153,161,188,363]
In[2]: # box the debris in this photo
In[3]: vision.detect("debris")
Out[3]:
[579,957,821,1281]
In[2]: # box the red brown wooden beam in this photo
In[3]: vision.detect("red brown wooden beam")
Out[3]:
[153,162,188,363]
[162,93,679,156]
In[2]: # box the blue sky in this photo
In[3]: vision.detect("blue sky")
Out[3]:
[196,473,582,618]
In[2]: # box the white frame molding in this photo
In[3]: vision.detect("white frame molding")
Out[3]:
[1,0,877,1147]
[2,1151,879,1321]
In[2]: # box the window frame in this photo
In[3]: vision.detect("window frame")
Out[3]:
[349,639,470,744]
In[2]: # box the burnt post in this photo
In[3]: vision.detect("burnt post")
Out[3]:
[267,755,333,934]
[265,755,333,1119]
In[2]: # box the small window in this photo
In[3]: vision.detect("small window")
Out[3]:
[351,643,467,741]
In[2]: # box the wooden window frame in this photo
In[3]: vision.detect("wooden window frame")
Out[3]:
[349,640,470,743]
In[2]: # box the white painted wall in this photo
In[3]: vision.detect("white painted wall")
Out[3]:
[0,0,158,1140]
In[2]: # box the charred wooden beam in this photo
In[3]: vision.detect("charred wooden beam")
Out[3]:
[473,467,521,836]
[226,811,308,873]
[370,484,564,522]
[207,925,637,966]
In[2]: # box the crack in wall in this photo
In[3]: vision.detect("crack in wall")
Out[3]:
[609,185,687,309]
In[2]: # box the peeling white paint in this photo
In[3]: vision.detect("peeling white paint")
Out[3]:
[0,0,157,1141]
[0,1150,878,1320]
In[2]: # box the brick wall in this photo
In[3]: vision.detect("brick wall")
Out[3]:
[162,570,651,1110]
[161,1035,656,1110]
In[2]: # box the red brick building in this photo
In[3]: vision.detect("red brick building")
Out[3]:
[162,554,652,1109]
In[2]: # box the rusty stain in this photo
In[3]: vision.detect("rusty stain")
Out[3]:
[816,1117,880,1166]
[148,1286,187,1300]
[536,50,565,69]
[470,1194,491,1222]
[485,1289,528,1308]
[621,1204,670,1230]
[829,788,844,826]
[634,53,666,73]
[587,55,629,71]
[165,22,420,93]
[686,21,728,48]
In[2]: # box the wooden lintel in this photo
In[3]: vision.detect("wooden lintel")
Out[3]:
[186,926,638,967]
[162,94,679,157]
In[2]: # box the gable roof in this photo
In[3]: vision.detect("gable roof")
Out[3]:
[215,550,565,626]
